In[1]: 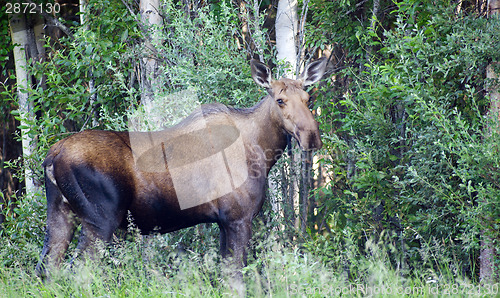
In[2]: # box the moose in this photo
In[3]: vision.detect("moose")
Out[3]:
[36,58,327,276]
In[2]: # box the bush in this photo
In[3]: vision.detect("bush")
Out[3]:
[310,3,500,280]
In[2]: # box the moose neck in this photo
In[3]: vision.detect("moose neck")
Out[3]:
[245,96,288,173]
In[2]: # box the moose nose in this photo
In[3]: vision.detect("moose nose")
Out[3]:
[306,130,322,151]
[295,128,322,151]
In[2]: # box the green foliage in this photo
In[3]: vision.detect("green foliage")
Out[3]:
[0,7,13,77]
[155,0,263,107]
[309,1,500,280]
[1,232,479,297]
[3,0,500,289]
[14,0,139,187]
[0,190,45,245]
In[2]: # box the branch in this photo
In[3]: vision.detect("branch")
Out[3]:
[345,0,369,16]
[121,0,140,23]
[252,0,264,62]
[25,0,74,39]
[297,0,310,74]
[120,0,154,40]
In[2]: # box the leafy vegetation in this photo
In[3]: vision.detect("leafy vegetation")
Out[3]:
[1,0,500,295]
[309,2,500,280]
[2,225,493,297]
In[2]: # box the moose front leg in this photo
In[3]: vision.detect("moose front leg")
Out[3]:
[222,219,252,267]
[219,218,252,296]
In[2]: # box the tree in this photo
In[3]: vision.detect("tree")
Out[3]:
[79,0,98,127]
[275,0,322,234]
[274,0,300,232]
[139,0,163,118]
[8,5,42,197]
[275,0,298,77]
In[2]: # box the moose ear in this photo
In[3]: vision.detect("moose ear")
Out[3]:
[251,59,272,89]
[299,58,328,86]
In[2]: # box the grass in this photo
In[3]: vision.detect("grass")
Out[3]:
[0,228,492,298]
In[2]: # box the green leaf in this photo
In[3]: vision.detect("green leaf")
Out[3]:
[121,29,128,43]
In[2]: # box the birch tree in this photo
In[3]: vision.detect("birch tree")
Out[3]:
[275,0,318,234]
[9,9,40,196]
[139,0,163,117]
[276,0,298,77]
[271,0,300,230]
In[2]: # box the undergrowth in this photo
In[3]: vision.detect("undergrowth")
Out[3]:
[0,226,491,298]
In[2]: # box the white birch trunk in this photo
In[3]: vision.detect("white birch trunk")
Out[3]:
[274,0,300,231]
[9,11,38,196]
[79,0,87,24]
[275,0,298,78]
[140,0,163,122]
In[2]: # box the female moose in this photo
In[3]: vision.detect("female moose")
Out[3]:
[36,58,327,276]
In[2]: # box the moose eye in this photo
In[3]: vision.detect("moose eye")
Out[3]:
[276,99,284,105]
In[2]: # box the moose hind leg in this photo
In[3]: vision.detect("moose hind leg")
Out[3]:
[36,177,76,277]
[218,222,229,258]
[72,220,117,263]
[60,166,129,263]
[72,183,128,262]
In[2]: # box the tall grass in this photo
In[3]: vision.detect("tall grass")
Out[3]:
[0,227,486,298]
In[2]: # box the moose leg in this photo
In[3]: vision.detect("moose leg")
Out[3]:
[224,219,252,267]
[36,178,76,277]
[59,169,129,263]
[220,219,252,296]
[72,224,98,262]
[218,222,229,258]
[72,211,126,262]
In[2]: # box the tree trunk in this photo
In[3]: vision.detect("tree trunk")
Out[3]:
[237,0,250,54]
[270,0,300,231]
[275,0,298,77]
[235,0,267,61]
[299,150,313,234]
[366,0,380,58]
[296,0,309,74]
[480,0,500,284]
[79,0,87,24]
[139,0,163,122]
[275,0,318,235]
[79,0,99,128]
[9,9,39,196]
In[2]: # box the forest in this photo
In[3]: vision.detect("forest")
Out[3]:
[1,0,500,296]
